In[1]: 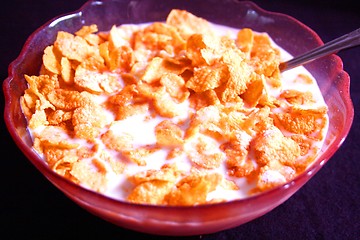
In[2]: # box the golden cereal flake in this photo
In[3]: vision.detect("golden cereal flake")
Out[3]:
[42,46,61,75]
[142,57,189,85]
[20,92,35,120]
[185,105,222,139]
[240,106,273,136]
[76,144,100,160]
[52,153,79,177]
[188,89,221,110]
[136,22,186,54]
[99,41,111,68]
[253,126,301,167]
[290,134,312,156]
[250,33,281,87]
[222,131,255,178]
[164,172,223,206]
[46,109,72,126]
[185,64,227,93]
[75,24,102,46]
[42,146,78,170]
[129,164,181,185]
[108,84,138,106]
[275,106,328,137]
[46,89,90,111]
[217,106,247,138]
[133,26,175,55]
[236,28,254,55]
[74,66,122,94]
[155,120,184,147]
[255,161,296,191]
[98,150,125,175]
[54,31,97,62]
[25,74,59,96]
[108,25,133,49]
[219,49,252,102]
[280,89,316,105]
[75,24,98,36]
[70,159,108,192]
[101,128,134,152]
[160,73,190,102]
[141,57,168,83]
[137,81,187,118]
[72,102,108,141]
[107,84,149,120]
[127,164,181,204]
[23,74,58,111]
[60,57,75,84]
[122,147,159,166]
[33,125,79,149]
[115,103,149,121]
[241,74,269,107]
[294,73,314,84]
[108,45,135,72]
[184,134,226,169]
[166,9,214,40]
[186,33,222,66]
[127,180,174,205]
[28,109,49,129]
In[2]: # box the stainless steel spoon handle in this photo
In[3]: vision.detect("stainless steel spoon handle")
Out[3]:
[279,27,360,72]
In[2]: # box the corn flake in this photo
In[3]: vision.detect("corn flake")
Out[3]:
[165,172,222,206]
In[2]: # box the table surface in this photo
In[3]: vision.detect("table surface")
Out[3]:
[1,1,359,239]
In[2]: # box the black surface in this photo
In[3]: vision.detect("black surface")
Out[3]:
[1,1,359,239]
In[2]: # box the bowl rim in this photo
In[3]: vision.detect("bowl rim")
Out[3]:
[3,0,354,211]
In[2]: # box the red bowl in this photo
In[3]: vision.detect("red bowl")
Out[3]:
[3,0,353,236]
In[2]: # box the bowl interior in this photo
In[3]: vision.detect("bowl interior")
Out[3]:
[3,0,354,236]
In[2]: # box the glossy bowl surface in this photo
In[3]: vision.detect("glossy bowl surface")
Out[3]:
[3,0,354,236]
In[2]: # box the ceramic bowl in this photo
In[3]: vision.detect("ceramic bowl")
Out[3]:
[3,0,354,236]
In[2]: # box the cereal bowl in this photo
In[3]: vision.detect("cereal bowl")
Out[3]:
[3,0,353,236]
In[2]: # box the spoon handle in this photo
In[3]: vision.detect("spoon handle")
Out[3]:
[279,27,360,72]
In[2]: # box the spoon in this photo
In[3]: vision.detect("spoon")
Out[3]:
[279,27,360,72]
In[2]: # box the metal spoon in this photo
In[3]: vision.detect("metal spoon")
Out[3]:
[279,27,360,72]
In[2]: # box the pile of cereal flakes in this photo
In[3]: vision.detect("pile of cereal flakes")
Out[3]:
[20,9,328,206]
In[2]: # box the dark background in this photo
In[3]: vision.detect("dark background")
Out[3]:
[1,0,359,239]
